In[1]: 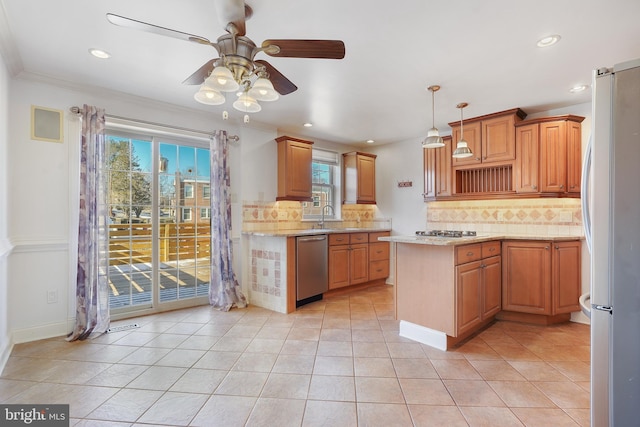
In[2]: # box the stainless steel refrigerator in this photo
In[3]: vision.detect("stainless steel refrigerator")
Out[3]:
[584,58,640,426]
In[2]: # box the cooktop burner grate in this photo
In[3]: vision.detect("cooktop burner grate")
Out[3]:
[415,230,477,238]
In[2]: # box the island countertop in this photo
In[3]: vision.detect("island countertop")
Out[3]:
[378,233,582,246]
[242,227,391,237]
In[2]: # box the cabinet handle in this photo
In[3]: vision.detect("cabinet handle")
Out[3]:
[560,184,564,189]
[467,252,474,256]
[482,156,487,160]
[489,247,495,252]
[476,157,481,161]
[376,250,383,254]
[532,185,537,190]
[545,246,549,250]
[376,268,383,272]
[480,264,486,268]
[555,245,559,249]
[570,185,576,189]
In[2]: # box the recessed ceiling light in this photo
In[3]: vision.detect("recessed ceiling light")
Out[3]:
[89,48,111,59]
[303,122,313,127]
[366,139,374,144]
[536,35,561,48]
[569,84,589,93]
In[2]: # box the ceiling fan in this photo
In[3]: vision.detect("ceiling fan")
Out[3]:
[106,0,345,111]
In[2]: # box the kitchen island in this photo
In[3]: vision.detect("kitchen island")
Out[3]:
[379,233,582,350]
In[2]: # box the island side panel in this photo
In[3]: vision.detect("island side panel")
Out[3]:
[395,243,456,336]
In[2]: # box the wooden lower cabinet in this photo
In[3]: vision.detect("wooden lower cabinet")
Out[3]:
[328,231,389,291]
[455,242,502,336]
[501,240,580,320]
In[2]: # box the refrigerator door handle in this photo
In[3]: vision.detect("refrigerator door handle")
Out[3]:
[592,304,613,314]
[581,134,593,253]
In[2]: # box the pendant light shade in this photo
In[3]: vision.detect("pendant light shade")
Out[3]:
[248,77,279,102]
[206,65,240,92]
[422,85,445,148]
[233,92,262,113]
[452,102,474,158]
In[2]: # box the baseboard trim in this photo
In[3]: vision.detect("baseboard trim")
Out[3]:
[399,320,447,351]
[11,320,71,344]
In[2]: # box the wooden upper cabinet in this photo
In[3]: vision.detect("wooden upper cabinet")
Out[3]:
[515,123,540,193]
[450,108,526,167]
[515,115,584,197]
[276,136,313,202]
[423,135,452,200]
[343,152,377,204]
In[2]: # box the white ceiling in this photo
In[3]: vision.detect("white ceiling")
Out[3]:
[2,0,640,145]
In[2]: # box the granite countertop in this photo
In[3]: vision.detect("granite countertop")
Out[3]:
[378,233,583,246]
[242,227,391,237]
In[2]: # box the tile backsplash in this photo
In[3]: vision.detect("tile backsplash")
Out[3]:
[242,200,383,232]
[427,198,583,236]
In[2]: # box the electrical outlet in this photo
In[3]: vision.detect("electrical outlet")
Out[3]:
[47,289,58,304]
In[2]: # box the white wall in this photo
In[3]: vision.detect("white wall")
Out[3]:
[0,47,11,370]
[6,74,281,343]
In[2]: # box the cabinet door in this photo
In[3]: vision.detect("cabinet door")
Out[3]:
[502,241,551,314]
[452,121,482,166]
[482,114,516,163]
[328,245,350,289]
[349,243,369,285]
[456,260,483,336]
[566,121,582,194]
[515,124,540,193]
[552,241,581,314]
[540,121,567,193]
[436,136,453,196]
[482,255,502,318]
[357,154,376,203]
[276,138,313,201]
[423,147,436,200]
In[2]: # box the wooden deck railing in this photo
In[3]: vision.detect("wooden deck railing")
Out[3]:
[109,223,211,265]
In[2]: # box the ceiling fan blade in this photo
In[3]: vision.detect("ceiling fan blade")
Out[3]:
[255,60,297,95]
[106,13,212,46]
[214,0,251,36]
[182,59,218,85]
[262,39,345,59]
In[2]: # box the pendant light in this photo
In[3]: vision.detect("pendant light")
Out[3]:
[452,102,473,158]
[422,85,445,148]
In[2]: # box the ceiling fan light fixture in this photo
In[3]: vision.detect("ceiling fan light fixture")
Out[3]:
[233,93,261,113]
[249,77,279,101]
[207,66,240,92]
[194,84,225,105]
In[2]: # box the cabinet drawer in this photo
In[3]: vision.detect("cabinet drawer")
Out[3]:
[369,231,390,242]
[369,260,389,280]
[350,233,369,244]
[369,242,389,261]
[329,234,349,246]
[456,244,482,265]
[482,241,501,258]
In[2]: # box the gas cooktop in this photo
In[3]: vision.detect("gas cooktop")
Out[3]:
[415,230,477,238]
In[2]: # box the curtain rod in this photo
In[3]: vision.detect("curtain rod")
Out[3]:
[69,106,240,142]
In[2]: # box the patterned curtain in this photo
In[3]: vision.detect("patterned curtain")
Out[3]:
[67,105,110,341]
[209,130,247,310]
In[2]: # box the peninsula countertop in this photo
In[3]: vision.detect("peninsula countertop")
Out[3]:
[378,233,582,246]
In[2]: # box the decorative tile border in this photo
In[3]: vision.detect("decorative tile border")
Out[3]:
[426,198,584,236]
[250,249,282,297]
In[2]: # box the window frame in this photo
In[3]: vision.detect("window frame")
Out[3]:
[302,149,340,220]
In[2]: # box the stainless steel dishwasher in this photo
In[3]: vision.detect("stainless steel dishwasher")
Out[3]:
[296,234,328,307]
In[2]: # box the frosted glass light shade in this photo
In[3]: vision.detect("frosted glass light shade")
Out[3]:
[422,127,445,148]
[249,77,279,101]
[233,93,261,112]
[206,66,240,92]
[194,84,225,105]
[452,139,473,158]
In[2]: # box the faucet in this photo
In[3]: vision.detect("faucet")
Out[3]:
[318,204,334,229]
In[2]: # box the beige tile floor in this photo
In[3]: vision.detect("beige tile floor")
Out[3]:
[0,285,591,426]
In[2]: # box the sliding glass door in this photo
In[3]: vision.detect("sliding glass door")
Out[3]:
[106,132,210,314]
